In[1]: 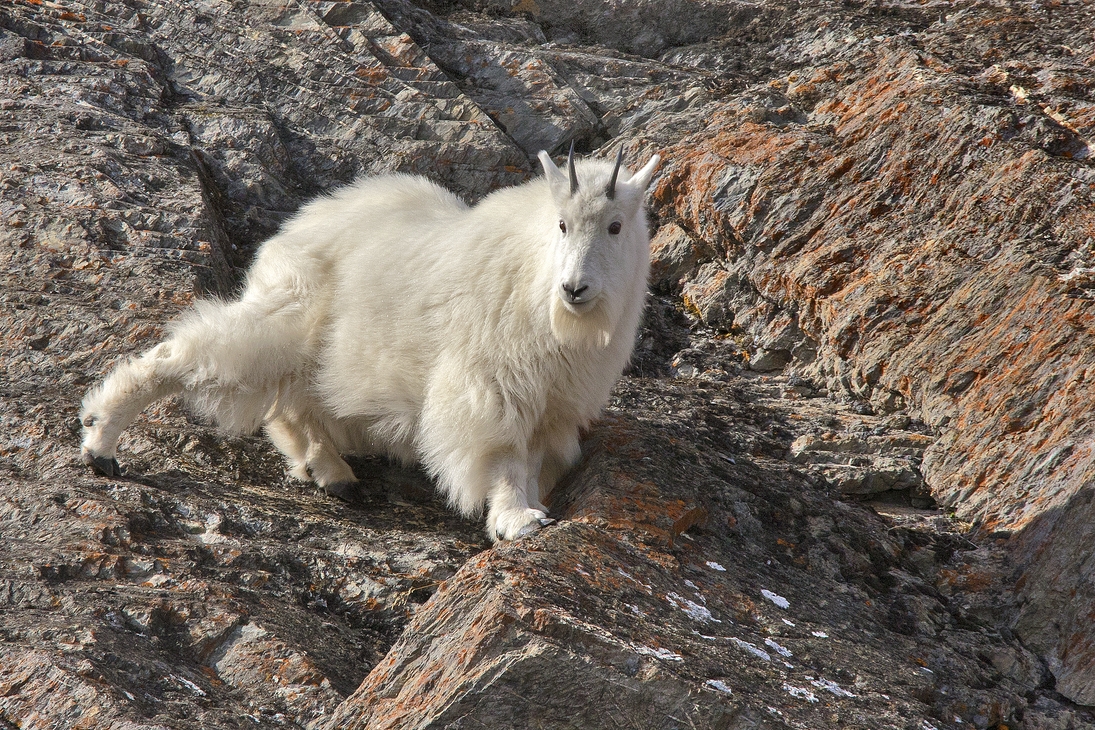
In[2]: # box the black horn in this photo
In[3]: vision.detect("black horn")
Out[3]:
[606,147,624,200]
[567,140,579,195]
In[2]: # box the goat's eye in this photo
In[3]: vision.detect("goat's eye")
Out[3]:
[559,220,567,233]
[608,221,622,235]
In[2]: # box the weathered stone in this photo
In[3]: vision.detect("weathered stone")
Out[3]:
[645,0,1095,702]
[682,262,737,331]
[749,347,791,373]
[459,0,751,57]
[5,0,1095,725]
[371,0,712,154]
[323,380,1055,729]
[649,221,713,291]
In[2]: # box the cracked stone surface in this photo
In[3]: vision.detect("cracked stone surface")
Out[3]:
[4,0,1095,728]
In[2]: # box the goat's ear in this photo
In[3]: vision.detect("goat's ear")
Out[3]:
[626,154,661,194]
[538,150,570,200]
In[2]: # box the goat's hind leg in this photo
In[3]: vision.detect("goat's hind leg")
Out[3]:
[265,414,359,501]
[264,415,311,482]
[79,341,186,476]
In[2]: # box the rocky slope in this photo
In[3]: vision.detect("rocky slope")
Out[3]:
[2,0,1095,728]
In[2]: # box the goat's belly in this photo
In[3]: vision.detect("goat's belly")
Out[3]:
[320,405,421,463]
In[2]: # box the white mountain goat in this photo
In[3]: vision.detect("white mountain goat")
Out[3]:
[79,146,660,540]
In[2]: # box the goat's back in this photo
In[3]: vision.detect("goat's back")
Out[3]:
[263,175,556,425]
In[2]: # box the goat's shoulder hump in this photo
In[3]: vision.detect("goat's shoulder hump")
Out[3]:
[334,173,468,211]
[472,176,550,217]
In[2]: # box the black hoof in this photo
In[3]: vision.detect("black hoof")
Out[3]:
[89,455,121,477]
[515,523,540,538]
[323,481,362,503]
[515,517,556,538]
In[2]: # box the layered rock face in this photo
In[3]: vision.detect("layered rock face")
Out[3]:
[3,0,1095,728]
[644,2,1095,706]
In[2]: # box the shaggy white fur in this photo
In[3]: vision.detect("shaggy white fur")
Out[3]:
[80,150,660,540]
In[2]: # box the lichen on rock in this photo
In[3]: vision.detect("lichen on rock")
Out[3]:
[3,0,1095,728]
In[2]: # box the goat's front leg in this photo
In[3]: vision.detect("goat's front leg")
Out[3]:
[485,453,554,542]
[534,427,581,508]
[524,447,551,514]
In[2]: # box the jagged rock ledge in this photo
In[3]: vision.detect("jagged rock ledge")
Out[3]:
[3,0,1095,728]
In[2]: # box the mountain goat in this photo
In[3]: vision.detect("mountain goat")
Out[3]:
[79,146,661,540]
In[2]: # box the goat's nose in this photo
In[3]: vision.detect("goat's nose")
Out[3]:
[561,282,589,302]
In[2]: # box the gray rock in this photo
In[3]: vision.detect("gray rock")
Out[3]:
[749,347,791,372]
[4,0,1095,726]
[649,222,711,291]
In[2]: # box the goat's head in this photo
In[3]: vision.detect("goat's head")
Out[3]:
[538,144,660,347]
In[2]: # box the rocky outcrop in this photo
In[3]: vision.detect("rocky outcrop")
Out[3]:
[323,379,1056,728]
[645,2,1095,703]
[3,0,1095,728]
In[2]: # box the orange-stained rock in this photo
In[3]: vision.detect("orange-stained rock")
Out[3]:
[4,0,1095,726]
[322,381,1046,728]
[642,15,1095,702]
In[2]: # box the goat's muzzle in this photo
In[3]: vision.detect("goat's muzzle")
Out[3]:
[561,282,590,302]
